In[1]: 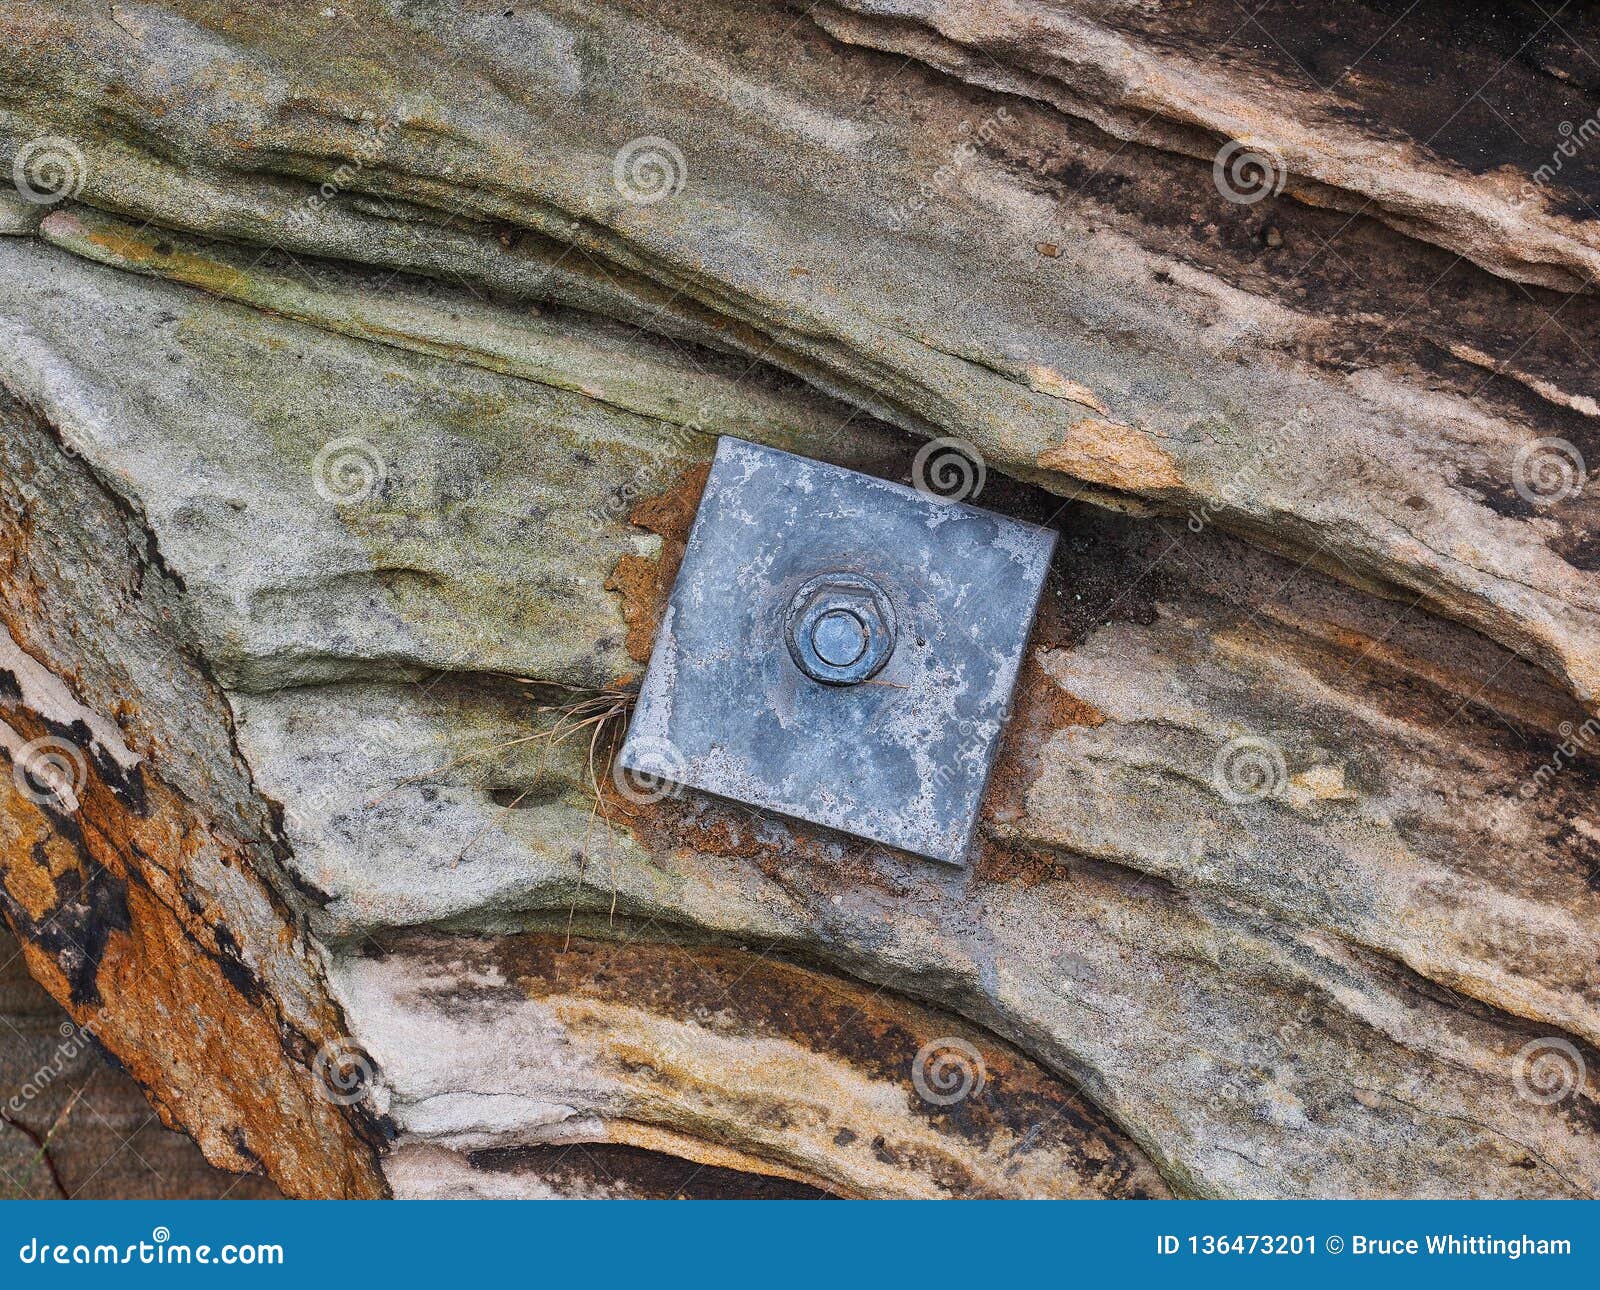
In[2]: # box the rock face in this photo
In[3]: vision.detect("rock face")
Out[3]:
[0,926,279,1199]
[0,0,1596,1198]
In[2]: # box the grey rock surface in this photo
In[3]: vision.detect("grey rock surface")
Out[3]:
[0,0,1596,1199]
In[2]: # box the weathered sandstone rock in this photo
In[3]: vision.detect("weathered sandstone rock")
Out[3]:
[0,0,1595,1198]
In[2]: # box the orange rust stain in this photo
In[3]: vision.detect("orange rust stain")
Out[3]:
[1036,418,1183,493]
[0,706,386,1199]
[598,747,923,901]
[978,654,1101,889]
[605,554,663,666]
[975,557,1109,887]
[984,563,1104,830]
[1022,653,1107,733]
[1,812,75,922]
[972,836,1069,887]
[0,424,382,1197]
[604,461,711,666]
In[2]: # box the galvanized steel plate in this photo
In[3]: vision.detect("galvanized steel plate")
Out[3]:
[618,437,1057,865]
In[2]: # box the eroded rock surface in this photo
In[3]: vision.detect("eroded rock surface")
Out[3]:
[0,0,1596,1198]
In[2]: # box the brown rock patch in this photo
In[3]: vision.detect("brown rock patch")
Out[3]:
[1037,419,1184,494]
[605,461,711,666]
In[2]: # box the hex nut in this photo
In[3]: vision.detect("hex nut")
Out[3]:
[783,573,897,685]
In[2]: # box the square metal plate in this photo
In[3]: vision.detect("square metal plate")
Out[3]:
[618,437,1056,865]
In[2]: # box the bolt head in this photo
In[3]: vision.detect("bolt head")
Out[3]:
[811,609,868,667]
[784,574,897,685]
